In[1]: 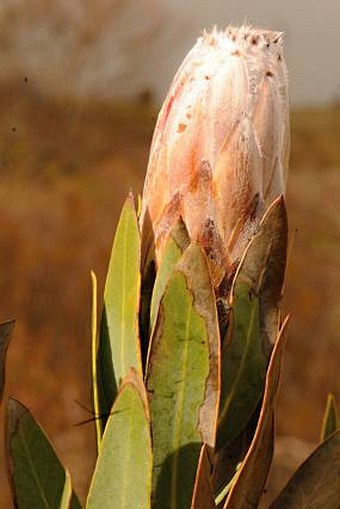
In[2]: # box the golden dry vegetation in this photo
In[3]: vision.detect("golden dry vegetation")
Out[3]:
[0,81,339,506]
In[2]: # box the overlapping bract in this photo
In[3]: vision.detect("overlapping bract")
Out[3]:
[141,26,290,286]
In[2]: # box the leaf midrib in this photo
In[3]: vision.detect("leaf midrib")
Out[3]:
[119,219,129,386]
[20,427,55,508]
[170,298,193,509]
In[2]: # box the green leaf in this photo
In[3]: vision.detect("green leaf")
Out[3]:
[224,316,290,509]
[97,193,142,426]
[60,469,74,509]
[90,271,102,451]
[87,369,152,509]
[6,398,81,509]
[0,319,15,401]
[149,218,189,334]
[214,465,240,507]
[217,196,288,450]
[237,195,288,352]
[146,244,220,509]
[217,282,267,448]
[191,445,216,509]
[212,405,260,505]
[320,394,339,442]
[270,430,340,509]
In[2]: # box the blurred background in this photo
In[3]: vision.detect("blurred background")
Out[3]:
[0,0,339,506]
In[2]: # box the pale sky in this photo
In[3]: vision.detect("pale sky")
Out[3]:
[1,0,339,106]
[160,0,340,105]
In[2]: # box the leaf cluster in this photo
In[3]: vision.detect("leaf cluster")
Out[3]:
[1,194,339,508]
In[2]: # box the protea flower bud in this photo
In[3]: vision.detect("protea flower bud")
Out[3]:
[141,25,290,288]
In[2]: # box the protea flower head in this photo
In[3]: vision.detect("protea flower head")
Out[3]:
[140,25,290,288]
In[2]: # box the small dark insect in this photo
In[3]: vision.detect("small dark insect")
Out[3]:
[73,399,124,427]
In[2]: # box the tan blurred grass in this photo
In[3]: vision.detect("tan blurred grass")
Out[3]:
[0,83,339,506]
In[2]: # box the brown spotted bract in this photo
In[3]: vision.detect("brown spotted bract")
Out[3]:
[141,25,290,287]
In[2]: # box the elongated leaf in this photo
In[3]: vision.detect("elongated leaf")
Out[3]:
[87,369,152,509]
[6,399,81,509]
[236,196,288,352]
[146,244,220,509]
[0,319,15,401]
[270,430,340,509]
[224,316,290,509]
[97,193,142,426]
[217,197,287,450]
[90,271,102,450]
[191,445,216,509]
[214,465,240,508]
[212,404,260,505]
[320,394,338,442]
[149,218,189,334]
[175,244,221,444]
[60,469,73,509]
[217,282,267,448]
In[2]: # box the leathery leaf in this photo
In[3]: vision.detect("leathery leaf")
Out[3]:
[212,404,260,505]
[217,281,267,448]
[97,193,142,427]
[146,243,220,509]
[236,196,287,352]
[90,270,102,450]
[223,317,290,509]
[190,444,216,509]
[149,218,189,334]
[270,430,340,509]
[320,394,338,442]
[217,196,287,450]
[6,399,81,509]
[0,319,15,402]
[87,369,152,509]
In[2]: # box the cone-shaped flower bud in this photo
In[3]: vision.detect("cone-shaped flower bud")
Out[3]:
[141,25,290,288]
